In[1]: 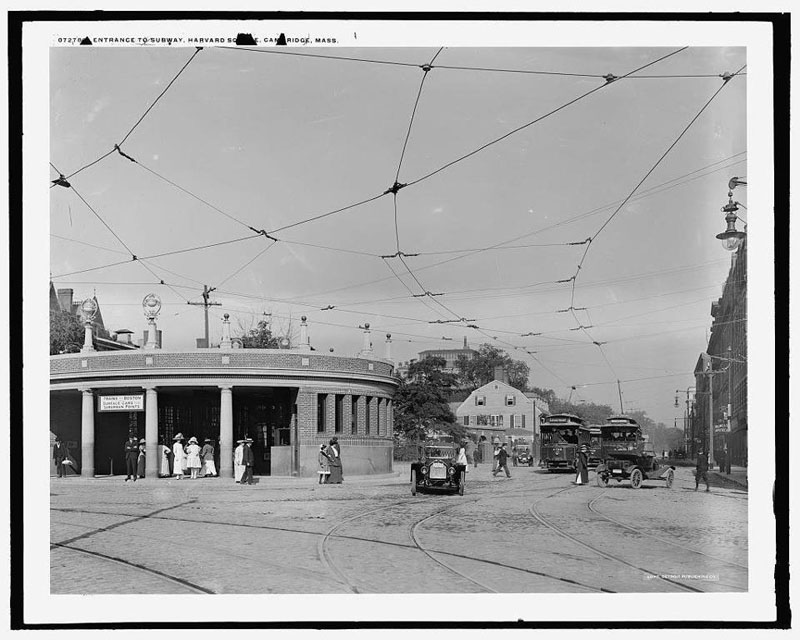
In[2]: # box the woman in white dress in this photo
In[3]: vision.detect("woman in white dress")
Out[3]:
[456,441,469,472]
[185,437,202,479]
[159,436,171,477]
[172,433,186,479]
[233,439,245,483]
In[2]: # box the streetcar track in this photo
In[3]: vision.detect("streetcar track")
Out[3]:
[408,498,497,593]
[587,493,748,571]
[51,542,215,594]
[529,487,706,593]
[405,496,614,593]
[317,499,416,593]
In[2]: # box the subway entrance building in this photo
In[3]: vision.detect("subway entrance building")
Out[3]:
[50,348,399,478]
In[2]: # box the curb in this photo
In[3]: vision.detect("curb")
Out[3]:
[708,471,748,490]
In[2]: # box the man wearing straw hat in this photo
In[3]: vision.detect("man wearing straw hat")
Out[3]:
[172,433,186,480]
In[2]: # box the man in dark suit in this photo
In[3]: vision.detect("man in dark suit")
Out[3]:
[240,437,255,485]
[53,436,69,477]
[124,433,139,481]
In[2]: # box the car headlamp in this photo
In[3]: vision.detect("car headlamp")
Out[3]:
[420,466,427,475]
[448,467,455,475]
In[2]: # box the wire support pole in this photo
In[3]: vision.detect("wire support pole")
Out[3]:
[187,284,222,348]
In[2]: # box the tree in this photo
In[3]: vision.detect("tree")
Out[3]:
[548,398,615,425]
[50,310,85,355]
[238,320,280,349]
[394,357,464,444]
[456,343,530,392]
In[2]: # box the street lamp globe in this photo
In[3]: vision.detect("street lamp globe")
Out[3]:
[716,196,746,252]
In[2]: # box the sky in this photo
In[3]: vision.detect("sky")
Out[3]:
[49,45,748,426]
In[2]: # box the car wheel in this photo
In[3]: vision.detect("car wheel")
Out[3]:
[458,475,465,496]
[411,470,417,496]
[630,468,643,489]
[665,469,674,489]
[596,471,609,487]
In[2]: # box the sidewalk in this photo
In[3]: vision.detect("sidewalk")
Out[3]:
[707,465,748,490]
[52,464,408,487]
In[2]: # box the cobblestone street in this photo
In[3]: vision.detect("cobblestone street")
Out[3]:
[50,464,748,595]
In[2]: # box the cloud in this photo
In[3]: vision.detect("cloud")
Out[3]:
[432,206,444,214]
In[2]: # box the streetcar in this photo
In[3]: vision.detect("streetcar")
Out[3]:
[410,441,467,496]
[584,424,603,468]
[538,413,588,472]
[595,415,676,489]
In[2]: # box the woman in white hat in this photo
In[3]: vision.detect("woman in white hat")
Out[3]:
[172,433,186,480]
[185,436,202,479]
[233,439,246,483]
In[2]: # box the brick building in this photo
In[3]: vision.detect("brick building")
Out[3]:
[50,319,398,478]
[691,238,747,467]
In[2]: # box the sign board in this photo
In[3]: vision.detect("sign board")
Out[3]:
[98,394,145,412]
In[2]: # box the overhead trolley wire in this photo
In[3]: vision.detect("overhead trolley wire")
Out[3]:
[118,47,203,146]
[219,46,423,69]
[404,47,690,189]
[51,48,203,183]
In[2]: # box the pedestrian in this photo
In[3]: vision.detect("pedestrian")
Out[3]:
[137,438,146,478]
[327,437,343,484]
[512,445,519,467]
[492,443,512,478]
[317,443,331,484]
[492,442,501,473]
[457,440,469,473]
[124,433,139,481]
[200,438,217,477]
[724,445,732,475]
[233,439,245,483]
[185,437,202,479]
[695,451,710,492]
[159,436,171,477]
[464,438,476,469]
[53,436,69,478]
[240,437,255,485]
[574,443,589,485]
[172,433,186,480]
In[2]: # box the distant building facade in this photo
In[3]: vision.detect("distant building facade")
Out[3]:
[418,337,477,373]
[691,238,747,467]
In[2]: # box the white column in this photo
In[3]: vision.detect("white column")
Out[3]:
[219,385,234,478]
[80,389,95,477]
[81,321,95,353]
[144,318,159,350]
[145,387,159,478]
[360,322,373,357]
[385,333,392,362]
[220,313,232,349]
[299,316,311,352]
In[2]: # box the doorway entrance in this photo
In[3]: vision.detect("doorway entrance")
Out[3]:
[234,388,294,475]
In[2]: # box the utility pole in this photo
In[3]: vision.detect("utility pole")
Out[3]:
[187,285,221,348]
[617,380,624,414]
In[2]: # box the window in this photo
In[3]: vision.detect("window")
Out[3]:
[489,415,504,427]
[351,396,359,434]
[477,414,489,426]
[509,414,515,428]
[365,397,371,435]
[463,415,470,426]
[521,413,526,428]
[475,396,486,406]
[506,394,516,406]
[335,394,344,433]
[317,394,326,433]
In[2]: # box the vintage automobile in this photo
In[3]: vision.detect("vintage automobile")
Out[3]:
[595,415,676,489]
[411,442,467,496]
[515,446,534,466]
